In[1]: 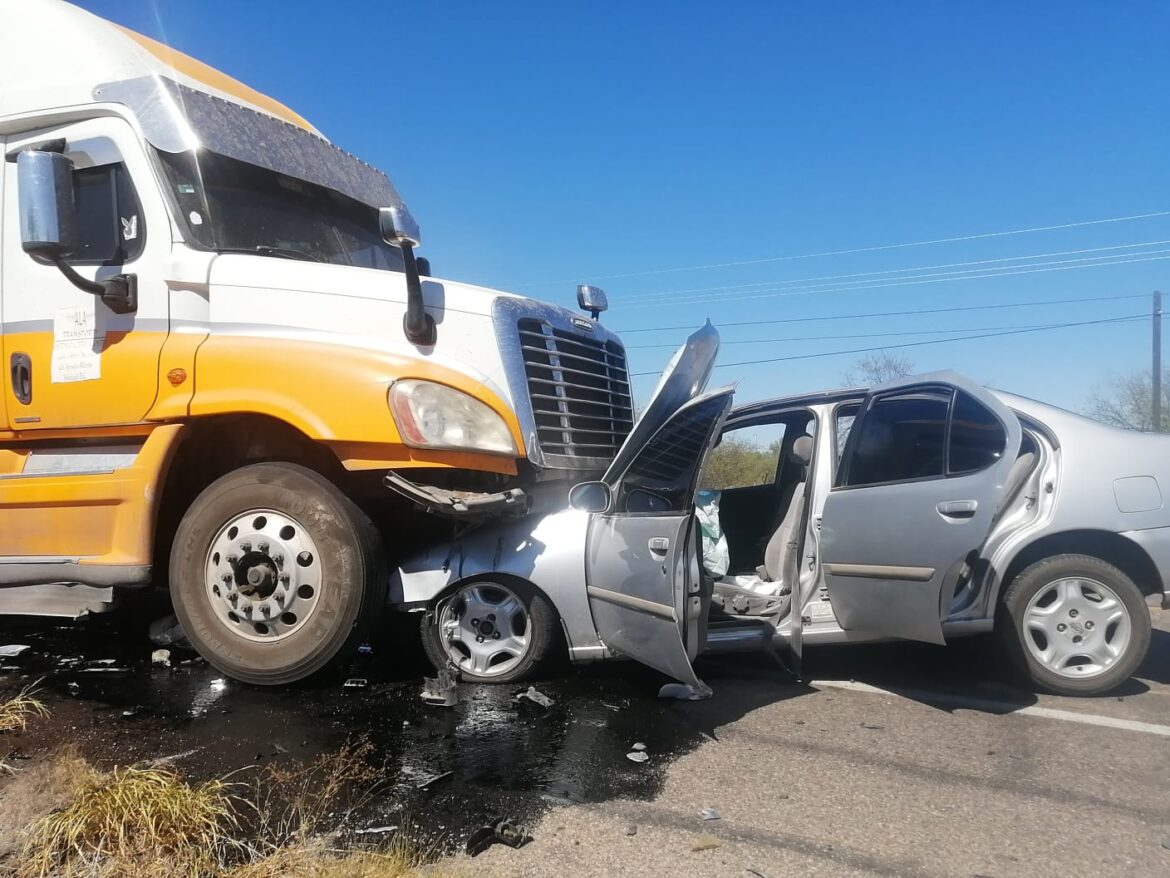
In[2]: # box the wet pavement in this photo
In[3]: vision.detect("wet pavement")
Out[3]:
[2,597,1169,866]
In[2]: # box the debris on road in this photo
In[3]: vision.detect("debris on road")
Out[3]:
[515,685,554,709]
[631,742,647,752]
[148,614,192,649]
[465,817,533,857]
[343,678,368,689]
[658,682,710,701]
[699,808,721,821]
[625,824,638,836]
[626,750,649,763]
[691,834,723,852]
[421,666,458,707]
[0,645,30,658]
[417,770,453,790]
[354,825,398,836]
[861,722,884,730]
[151,649,171,667]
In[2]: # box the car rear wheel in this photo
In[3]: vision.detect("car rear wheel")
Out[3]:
[170,462,386,685]
[998,554,1151,695]
[421,579,557,683]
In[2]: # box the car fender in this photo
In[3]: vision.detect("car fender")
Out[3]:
[390,509,607,659]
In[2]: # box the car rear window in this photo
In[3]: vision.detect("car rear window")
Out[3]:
[948,391,1006,474]
[844,391,949,487]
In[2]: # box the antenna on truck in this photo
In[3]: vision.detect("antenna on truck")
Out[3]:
[379,206,435,346]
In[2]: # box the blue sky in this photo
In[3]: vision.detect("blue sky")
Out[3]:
[82,1,1170,411]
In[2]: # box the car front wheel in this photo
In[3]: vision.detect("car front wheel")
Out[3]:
[999,553,1151,696]
[421,579,557,683]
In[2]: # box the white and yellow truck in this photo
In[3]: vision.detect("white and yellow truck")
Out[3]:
[0,1,633,683]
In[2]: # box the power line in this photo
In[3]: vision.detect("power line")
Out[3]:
[518,209,1170,286]
[617,293,1148,334]
[630,313,1148,375]
[620,239,1170,303]
[627,319,1109,349]
[633,251,1170,309]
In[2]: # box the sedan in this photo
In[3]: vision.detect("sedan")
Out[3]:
[392,324,1164,697]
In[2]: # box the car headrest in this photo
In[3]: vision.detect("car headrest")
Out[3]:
[789,434,814,465]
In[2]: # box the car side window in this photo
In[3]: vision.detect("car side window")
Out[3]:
[71,162,144,264]
[700,423,786,491]
[618,394,728,513]
[834,404,860,464]
[948,390,1006,474]
[843,390,950,487]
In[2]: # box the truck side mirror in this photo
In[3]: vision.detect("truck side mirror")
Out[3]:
[17,149,77,259]
[15,147,137,314]
[379,205,435,346]
[577,284,608,320]
[568,480,612,513]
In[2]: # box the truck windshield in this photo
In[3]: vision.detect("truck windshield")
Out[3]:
[155,149,405,271]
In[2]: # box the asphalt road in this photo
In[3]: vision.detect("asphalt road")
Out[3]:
[455,604,1170,877]
[2,602,1168,877]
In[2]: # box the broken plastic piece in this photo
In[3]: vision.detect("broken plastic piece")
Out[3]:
[148,614,192,649]
[465,816,532,857]
[343,678,368,689]
[658,682,712,701]
[0,645,30,658]
[631,742,647,752]
[417,770,453,790]
[699,808,720,821]
[421,665,458,707]
[354,825,399,836]
[626,750,649,764]
[691,833,722,852]
[151,649,171,666]
[515,686,554,709]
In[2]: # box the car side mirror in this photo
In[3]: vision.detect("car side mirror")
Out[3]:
[17,149,77,259]
[378,205,434,345]
[576,284,608,320]
[568,480,611,513]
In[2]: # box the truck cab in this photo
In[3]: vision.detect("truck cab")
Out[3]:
[0,0,632,684]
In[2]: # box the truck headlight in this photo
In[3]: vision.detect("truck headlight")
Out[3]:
[389,380,517,455]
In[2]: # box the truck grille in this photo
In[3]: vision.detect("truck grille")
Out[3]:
[517,319,634,463]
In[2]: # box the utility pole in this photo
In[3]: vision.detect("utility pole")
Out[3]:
[1154,291,1162,431]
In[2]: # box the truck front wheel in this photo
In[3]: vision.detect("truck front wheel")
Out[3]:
[170,462,386,685]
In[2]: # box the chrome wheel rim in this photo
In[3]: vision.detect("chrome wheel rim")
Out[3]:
[437,582,531,677]
[1022,577,1132,679]
[204,509,322,642]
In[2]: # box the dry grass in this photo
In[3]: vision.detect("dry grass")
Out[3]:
[0,710,435,878]
[0,685,49,776]
[246,739,384,847]
[0,685,48,735]
[18,765,239,878]
[224,839,436,878]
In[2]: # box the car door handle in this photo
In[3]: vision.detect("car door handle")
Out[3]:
[937,499,978,519]
[648,537,670,555]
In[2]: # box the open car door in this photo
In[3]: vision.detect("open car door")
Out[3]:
[819,372,1022,644]
[584,387,736,696]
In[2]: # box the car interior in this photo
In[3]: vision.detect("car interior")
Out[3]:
[702,408,817,623]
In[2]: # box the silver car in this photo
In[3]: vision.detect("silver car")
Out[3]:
[392,324,1165,697]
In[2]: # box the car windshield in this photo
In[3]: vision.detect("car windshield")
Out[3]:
[155,149,405,271]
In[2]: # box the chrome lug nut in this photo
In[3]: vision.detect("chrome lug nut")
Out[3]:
[240,541,252,552]
[1056,623,1066,631]
[273,555,284,567]
[1085,621,1094,629]
[476,635,484,643]
[280,573,291,585]
[226,554,238,564]
[258,541,270,554]
[470,619,480,627]
[222,573,233,583]
[1069,609,1079,618]
[493,632,501,640]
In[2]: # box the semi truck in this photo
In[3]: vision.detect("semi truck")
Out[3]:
[0,0,633,683]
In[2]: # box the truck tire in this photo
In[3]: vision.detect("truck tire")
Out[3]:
[997,554,1151,696]
[421,579,558,683]
[169,462,386,685]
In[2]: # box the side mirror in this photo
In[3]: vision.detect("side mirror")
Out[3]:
[568,480,611,513]
[378,205,421,247]
[576,284,608,320]
[17,149,77,259]
[378,205,434,345]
